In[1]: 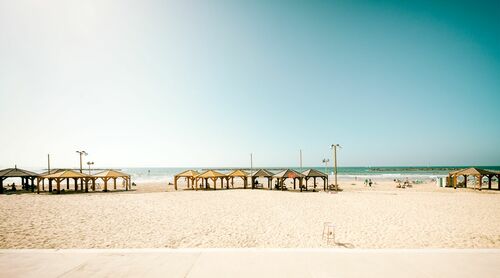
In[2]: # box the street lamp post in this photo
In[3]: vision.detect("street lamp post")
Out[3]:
[330,144,341,191]
[322,158,329,176]
[76,151,88,173]
[87,161,94,175]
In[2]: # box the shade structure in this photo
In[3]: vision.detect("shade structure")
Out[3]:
[273,169,305,191]
[448,167,500,190]
[227,169,249,189]
[39,170,92,194]
[248,169,274,190]
[194,170,227,191]
[94,170,131,192]
[0,167,39,193]
[173,170,200,190]
[251,169,274,177]
[302,169,329,191]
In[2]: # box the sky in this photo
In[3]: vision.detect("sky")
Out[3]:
[0,0,499,169]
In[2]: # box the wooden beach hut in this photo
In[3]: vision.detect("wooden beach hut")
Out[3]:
[273,169,305,191]
[448,168,499,190]
[302,169,328,191]
[251,169,274,189]
[39,170,91,194]
[173,170,200,190]
[195,170,226,190]
[227,169,249,189]
[94,170,131,192]
[0,166,39,193]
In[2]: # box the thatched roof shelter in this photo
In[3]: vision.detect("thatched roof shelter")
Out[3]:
[302,169,328,191]
[302,169,328,177]
[173,170,200,190]
[227,169,249,189]
[448,167,499,190]
[273,169,305,191]
[195,170,227,191]
[251,169,274,177]
[39,169,91,194]
[0,167,39,177]
[94,170,131,192]
[0,166,39,193]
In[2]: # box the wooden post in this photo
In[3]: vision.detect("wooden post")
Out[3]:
[1,177,4,194]
[85,178,89,192]
[113,178,117,190]
[301,178,304,191]
[66,178,70,190]
[74,178,78,191]
[104,178,108,192]
[464,175,467,188]
[42,179,45,191]
[37,178,40,194]
[478,175,482,191]
[488,175,492,189]
[174,176,178,190]
[92,178,96,191]
[49,179,53,192]
[56,179,61,194]
[293,178,296,190]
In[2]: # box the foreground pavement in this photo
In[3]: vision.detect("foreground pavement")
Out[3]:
[0,249,499,277]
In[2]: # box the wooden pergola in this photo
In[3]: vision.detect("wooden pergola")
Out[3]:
[448,168,500,191]
[173,170,200,190]
[251,169,275,189]
[302,169,328,192]
[227,169,249,189]
[194,170,227,190]
[273,169,305,191]
[0,166,39,193]
[39,170,92,194]
[94,170,131,192]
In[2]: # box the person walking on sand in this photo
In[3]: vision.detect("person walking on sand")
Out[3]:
[368,179,373,187]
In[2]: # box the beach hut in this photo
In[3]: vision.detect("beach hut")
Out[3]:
[94,170,131,192]
[448,168,499,190]
[40,170,91,194]
[195,170,226,190]
[0,166,39,193]
[227,169,249,189]
[251,169,274,189]
[173,170,200,190]
[273,169,305,191]
[302,169,328,191]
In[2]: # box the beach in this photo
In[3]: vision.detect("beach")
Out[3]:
[1,178,499,249]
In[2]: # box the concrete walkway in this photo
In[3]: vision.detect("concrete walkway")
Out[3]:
[0,249,498,277]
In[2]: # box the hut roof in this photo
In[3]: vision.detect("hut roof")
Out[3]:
[251,169,274,177]
[175,170,200,178]
[94,169,130,178]
[227,169,249,177]
[197,170,226,178]
[450,167,498,176]
[302,169,328,177]
[42,169,88,179]
[273,169,305,179]
[38,169,67,176]
[0,167,39,177]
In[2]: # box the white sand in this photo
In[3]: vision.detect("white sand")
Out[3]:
[0,179,499,248]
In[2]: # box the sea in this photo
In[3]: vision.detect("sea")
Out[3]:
[120,166,500,183]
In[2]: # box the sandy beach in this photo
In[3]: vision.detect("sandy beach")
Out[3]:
[1,178,499,249]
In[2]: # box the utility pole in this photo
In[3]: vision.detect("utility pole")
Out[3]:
[299,149,302,171]
[47,154,51,174]
[76,151,88,173]
[330,144,341,191]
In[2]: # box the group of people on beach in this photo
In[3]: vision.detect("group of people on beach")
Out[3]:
[364,179,373,187]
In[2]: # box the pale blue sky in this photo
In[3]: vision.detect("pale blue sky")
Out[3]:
[0,0,499,168]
